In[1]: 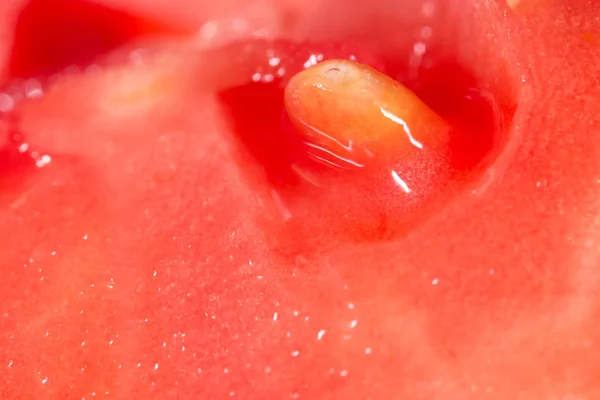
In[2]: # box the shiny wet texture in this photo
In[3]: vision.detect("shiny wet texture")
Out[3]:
[1,0,600,399]
[283,59,450,168]
[217,46,500,246]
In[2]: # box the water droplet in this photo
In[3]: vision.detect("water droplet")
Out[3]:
[413,42,427,56]
[420,26,433,39]
[0,93,15,112]
[199,21,219,42]
[25,79,43,99]
[35,154,52,168]
[422,2,436,16]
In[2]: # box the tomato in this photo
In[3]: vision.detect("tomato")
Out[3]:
[1,0,600,399]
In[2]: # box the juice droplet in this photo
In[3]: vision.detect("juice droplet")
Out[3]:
[284,59,450,170]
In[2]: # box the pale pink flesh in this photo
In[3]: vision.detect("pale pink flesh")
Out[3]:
[1,0,600,399]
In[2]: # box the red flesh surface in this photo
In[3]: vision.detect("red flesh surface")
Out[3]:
[2,0,600,399]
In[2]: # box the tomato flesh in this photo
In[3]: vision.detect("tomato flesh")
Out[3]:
[1,0,600,399]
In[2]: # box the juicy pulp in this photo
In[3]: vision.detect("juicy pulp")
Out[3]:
[1,0,600,399]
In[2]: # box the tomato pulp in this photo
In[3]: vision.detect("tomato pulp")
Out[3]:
[1,0,600,399]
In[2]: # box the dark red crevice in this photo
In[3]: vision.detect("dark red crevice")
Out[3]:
[8,0,182,79]
[409,62,513,172]
[219,83,301,188]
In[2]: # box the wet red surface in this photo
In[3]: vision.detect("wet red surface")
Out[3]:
[2,0,600,399]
